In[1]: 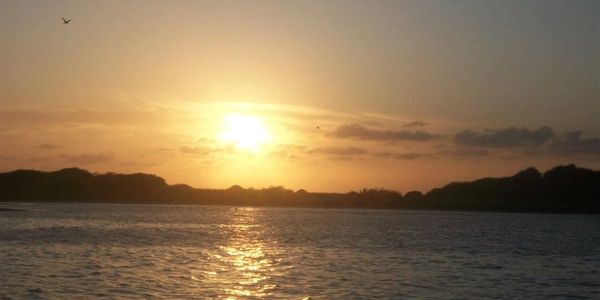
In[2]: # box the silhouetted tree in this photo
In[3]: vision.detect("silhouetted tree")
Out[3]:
[0,165,598,213]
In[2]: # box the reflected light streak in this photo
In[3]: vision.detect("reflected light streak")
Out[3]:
[200,207,285,299]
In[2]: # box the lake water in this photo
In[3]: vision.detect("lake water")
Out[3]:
[1,203,599,299]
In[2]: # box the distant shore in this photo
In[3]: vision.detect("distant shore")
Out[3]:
[1,164,599,214]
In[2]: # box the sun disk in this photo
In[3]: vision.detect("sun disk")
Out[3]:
[219,113,271,151]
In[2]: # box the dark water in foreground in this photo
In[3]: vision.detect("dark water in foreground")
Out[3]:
[0,203,599,299]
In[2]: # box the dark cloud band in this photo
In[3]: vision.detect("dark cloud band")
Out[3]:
[327,124,438,142]
[454,127,554,148]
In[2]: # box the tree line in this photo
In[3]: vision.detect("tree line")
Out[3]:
[0,164,598,213]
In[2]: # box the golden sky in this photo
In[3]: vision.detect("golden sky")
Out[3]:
[1,0,598,192]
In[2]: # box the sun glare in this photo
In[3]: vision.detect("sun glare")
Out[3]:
[219,113,271,152]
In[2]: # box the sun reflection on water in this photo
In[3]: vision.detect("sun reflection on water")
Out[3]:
[199,207,289,299]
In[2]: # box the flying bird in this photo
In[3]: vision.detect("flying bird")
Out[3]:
[62,18,72,24]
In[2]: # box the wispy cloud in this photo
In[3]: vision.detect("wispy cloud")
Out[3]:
[450,126,600,160]
[404,120,428,128]
[454,127,554,148]
[180,146,213,155]
[59,152,115,164]
[438,148,490,158]
[30,157,50,162]
[38,144,59,150]
[0,155,16,161]
[374,148,489,161]
[374,152,423,160]
[309,146,368,156]
[550,131,600,157]
[327,124,438,142]
[0,109,164,127]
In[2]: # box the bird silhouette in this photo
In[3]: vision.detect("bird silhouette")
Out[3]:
[62,18,72,24]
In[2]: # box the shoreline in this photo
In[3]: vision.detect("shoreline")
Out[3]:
[1,200,598,215]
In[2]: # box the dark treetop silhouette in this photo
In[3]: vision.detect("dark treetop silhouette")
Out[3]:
[0,164,599,213]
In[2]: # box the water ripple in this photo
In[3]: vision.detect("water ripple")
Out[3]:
[1,204,600,299]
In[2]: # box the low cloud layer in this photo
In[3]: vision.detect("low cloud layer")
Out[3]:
[327,124,438,142]
[551,131,600,156]
[438,148,490,158]
[374,148,489,161]
[404,121,428,128]
[327,125,599,162]
[0,109,162,128]
[309,146,368,156]
[375,152,423,160]
[0,155,16,161]
[38,144,59,150]
[454,127,555,148]
[452,126,598,159]
[59,152,115,165]
[180,146,212,155]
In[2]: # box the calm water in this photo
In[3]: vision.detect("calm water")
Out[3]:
[1,203,599,299]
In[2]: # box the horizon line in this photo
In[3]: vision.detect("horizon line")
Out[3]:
[0,163,594,195]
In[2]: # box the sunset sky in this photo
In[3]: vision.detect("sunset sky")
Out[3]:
[1,0,598,192]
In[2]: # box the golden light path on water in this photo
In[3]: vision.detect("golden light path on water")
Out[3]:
[196,207,302,299]
[3,204,600,298]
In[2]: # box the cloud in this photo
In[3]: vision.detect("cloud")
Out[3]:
[0,155,16,161]
[404,120,428,128]
[59,152,115,164]
[0,109,162,128]
[375,152,423,160]
[550,131,600,157]
[309,146,368,156]
[30,157,50,162]
[439,148,490,157]
[454,126,554,148]
[327,124,438,142]
[270,144,307,160]
[38,144,59,150]
[451,126,599,159]
[326,155,356,161]
[374,148,489,160]
[180,146,212,155]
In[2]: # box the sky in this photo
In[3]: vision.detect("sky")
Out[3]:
[1,0,598,192]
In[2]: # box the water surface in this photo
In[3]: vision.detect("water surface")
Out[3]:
[1,203,599,299]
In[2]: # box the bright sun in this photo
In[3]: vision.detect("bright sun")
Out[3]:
[219,113,271,151]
